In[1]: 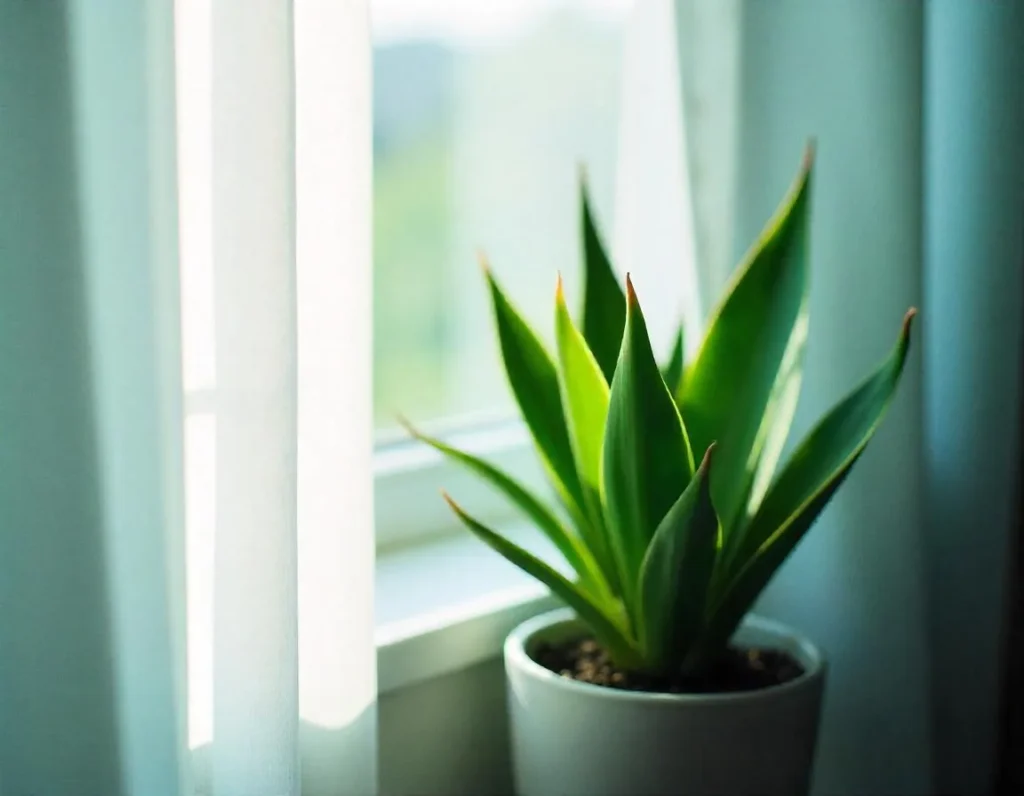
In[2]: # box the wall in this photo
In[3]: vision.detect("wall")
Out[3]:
[380,660,513,796]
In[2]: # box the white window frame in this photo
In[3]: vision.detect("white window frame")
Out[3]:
[373,418,546,550]
[185,382,545,552]
[179,0,730,557]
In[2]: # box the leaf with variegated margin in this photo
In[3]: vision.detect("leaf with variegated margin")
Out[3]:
[483,260,586,521]
[679,142,815,538]
[603,275,696,606]
[688,309,917,673]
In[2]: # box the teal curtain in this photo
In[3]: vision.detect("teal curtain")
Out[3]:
[728,2,1023,794]
[0,2,188,794]
[923,4,1024,794]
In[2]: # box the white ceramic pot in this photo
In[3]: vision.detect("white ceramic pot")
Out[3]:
[504,608,826,796]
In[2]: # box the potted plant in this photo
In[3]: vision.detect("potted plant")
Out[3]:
[403,142,916,796]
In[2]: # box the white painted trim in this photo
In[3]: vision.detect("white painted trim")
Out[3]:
[373,419,549,549]
[181,398,552,550]
[374,522,568,693]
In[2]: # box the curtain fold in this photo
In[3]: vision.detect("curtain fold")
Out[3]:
[294,1,377,793]
[70,0,193,791]
[613,0,701,358]
[923,4,1024,794]
[199,0,377,793]
[209,1,301,791]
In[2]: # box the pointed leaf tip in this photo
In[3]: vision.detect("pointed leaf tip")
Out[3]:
[677,145,813,534]
[625,274,637,306]
[477,250,491,275]
[636,433,719,672]
[555,272,565,302]
[603,268,696,595]
[702,307,920,656]
[802,138,817,169]
[902,307,918,336]
[699,442,717,471]
[486,266,587,519]
[440,490,459,513]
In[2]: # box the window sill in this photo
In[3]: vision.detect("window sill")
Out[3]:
[374,524,563,694]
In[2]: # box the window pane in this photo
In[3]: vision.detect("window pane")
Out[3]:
[372,0,631,433]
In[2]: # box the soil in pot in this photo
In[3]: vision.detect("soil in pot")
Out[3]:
[533,636,804,694]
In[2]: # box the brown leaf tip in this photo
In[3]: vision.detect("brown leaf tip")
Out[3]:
[902,306,918,337]
[802,137,817,170]
[477,250,491,275]
[700,442,716,472]
[625,273,637,306]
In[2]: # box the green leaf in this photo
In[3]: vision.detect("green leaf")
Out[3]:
[739,330,806,523]
[580,174,626,383]
[603,276,696,603]
[636,445,719,674]
[443,492,642,668]
[696,309,917,666]
[662,326,685,396]
[483,262,585,516]
[401,418,609,598]
[555,275,610,495]
[679,143,815,536]
[554,276,622,596]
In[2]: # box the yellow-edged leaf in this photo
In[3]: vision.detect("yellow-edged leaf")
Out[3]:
[483,261,585,519]
[679,143,814,536]
[554,276,621,596]
[555,275,609,494]
[689,309,917,672]
[603,276,696,604]
[662,326,685,397]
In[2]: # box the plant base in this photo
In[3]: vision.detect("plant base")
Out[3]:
[505,608,826,796]
[533,635,805,693]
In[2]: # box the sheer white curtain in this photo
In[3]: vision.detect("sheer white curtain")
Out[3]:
[0,1,375,794]
[613,0,702,358]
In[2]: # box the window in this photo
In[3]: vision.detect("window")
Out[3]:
[372,0,630,436]
[173,0,715,752]
[178,0,648,561]
[370,0,633,545]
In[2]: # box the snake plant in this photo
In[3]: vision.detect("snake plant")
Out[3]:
[404,143,916,677]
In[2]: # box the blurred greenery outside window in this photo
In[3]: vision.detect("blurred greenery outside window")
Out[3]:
[372,0,630,439]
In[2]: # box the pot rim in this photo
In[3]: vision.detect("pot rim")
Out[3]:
[504,607,826,707]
